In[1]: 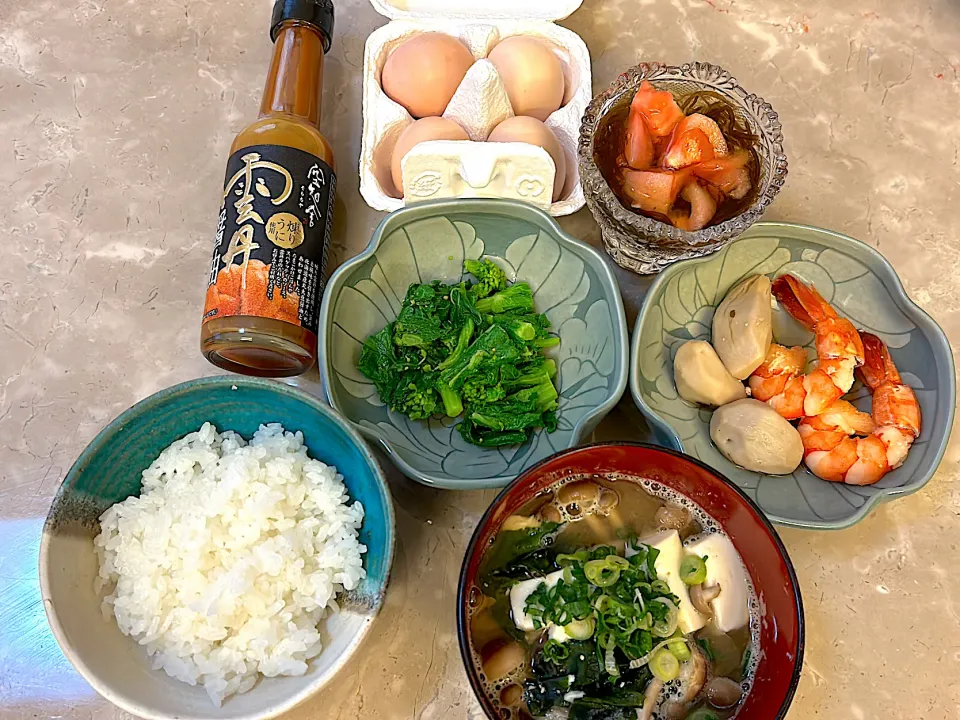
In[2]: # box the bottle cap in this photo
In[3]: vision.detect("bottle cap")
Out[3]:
[270,0,334,52]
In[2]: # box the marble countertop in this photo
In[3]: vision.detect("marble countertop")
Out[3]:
[2,0,959,717]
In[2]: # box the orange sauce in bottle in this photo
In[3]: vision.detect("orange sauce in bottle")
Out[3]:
[201,0,336,377]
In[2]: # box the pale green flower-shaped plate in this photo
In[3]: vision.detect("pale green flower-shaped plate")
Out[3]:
[631,222,955,529]
[319,199,629,490]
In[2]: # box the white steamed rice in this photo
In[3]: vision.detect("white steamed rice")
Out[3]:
[94,422,366,706]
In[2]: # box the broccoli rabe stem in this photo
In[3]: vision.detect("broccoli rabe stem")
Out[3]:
[438,320,475,371]
[437,383,463,418]
[474,283,534,314]
[534,336,560,349]
[514,379,559,413]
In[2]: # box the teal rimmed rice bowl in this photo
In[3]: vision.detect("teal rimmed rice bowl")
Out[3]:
[318,198,629,490]
[39,376,395,720]
[631,222,955,530]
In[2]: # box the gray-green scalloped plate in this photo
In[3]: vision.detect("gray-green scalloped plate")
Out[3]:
[319,199,629,490]
[631,222,955,529]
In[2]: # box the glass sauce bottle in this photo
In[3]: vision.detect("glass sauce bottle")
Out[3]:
[201,0,336,377]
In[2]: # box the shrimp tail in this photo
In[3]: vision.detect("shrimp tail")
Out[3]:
[772,274,838,330]
[857,332,902,389]
[858,332,921,438]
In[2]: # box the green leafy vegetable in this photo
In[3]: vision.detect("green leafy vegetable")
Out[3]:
[474,282,535,314]
[464,258,507,299]
[523,543,679,684]
[357,262,560,448]
[477,521,562,595]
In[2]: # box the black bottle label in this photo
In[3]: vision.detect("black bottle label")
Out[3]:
[202,145,336,336]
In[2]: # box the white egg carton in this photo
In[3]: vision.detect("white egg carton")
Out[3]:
[360,0,591,216]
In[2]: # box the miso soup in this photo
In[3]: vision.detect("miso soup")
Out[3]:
[467,474,759,720]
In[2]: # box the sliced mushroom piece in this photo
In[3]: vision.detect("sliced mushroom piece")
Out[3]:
[598,488,620,511]
[689,583,722,616]
[557,481,601,508]
[500,683,524,707]
[705,677,744,709]
[655,504,693,533]
[661,700,687,720]
[639,678,665,720]
[481,641,527,682]
[661,645,710,718]
[677,645,709,703]
[539,503,562,524]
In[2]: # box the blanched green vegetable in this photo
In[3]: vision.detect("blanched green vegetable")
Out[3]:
[464,258,507,299]
[356,260,560,447]
[474,282,534,314]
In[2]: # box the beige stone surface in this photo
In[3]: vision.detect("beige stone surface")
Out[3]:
[1,0,958,718]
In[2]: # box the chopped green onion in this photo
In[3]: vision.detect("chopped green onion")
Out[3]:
[649,648,680,682]
[604,645,620,677]
[651,579,671,595]
[593,594,612,613]
[557,551,588,567]
[585,558,621,587]
[651,598,679,638]
[542,640,570,665]
[563,617,596,640]
[597,630,616,650]
[606,554,630,568]
[680,555,708,585]
[667,639,691,661]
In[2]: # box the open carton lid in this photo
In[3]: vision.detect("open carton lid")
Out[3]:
[369,0,584,22]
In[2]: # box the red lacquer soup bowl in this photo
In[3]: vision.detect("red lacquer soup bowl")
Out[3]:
[457,443,804,719]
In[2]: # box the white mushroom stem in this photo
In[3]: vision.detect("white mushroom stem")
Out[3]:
[638,679,664,720]
[690,582,722,616]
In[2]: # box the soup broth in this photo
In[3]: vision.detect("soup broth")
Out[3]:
[468,474,759,720]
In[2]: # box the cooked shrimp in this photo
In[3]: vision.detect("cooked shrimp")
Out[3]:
[858,332,921,468]
[799,336,920,485]
[769,274,865,417]
[748,344,806,402]
[668,180,717,232]
[747,345,844,420]
[692,149,752,200]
